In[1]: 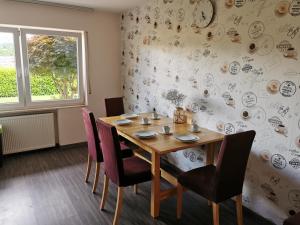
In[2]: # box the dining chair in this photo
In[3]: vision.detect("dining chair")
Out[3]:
[81,108,133,193]
[104,96,141,194]
[0,124,3,167]
[97,120,152,225]
[284,212,300,225]
[177,130,256,225]
[105,97,125,117]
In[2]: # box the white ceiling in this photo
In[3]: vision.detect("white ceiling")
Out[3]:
[38,0,147,12]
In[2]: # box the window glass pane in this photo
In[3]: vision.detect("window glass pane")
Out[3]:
[0,32,19,104]
[26,34,79,102]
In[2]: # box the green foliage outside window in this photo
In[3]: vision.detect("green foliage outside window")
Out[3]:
[0,68,59,97]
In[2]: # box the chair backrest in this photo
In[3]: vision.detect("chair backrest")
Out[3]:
[215,130,256,200]
[96,120,124,186]
[105,97,125,117]
[81,108,102,161]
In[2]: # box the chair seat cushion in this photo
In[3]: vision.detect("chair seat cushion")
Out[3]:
[284,212,300,225]
[178,165,217,202]
[120,142,133,158]
[97,141,132,162]
[121,156,152,187]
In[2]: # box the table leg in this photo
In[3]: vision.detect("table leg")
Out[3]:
[151,152,161,218]
[206,143,215,165]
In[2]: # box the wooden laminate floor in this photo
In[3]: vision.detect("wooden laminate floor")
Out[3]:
[0,146,274,225]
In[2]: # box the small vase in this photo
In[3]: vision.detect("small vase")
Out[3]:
[173,107,187,124]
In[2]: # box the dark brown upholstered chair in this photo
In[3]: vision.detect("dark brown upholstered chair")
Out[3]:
[105,97,125,117]
[284,212,300,225]
[97,120,152,225]
[81,108,132,193]
[104,96,131,144]
[0,124,3,167]
[177,130,256,225]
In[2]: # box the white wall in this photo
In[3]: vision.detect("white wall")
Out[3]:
[0,0,122,145]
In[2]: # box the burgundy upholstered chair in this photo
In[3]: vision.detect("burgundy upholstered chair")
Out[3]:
[81,108,132,193]
[97,120,152,225]
[105,97,125,117]
[177,130,256,225]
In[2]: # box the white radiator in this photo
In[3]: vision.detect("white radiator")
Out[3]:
[0,113,56,155]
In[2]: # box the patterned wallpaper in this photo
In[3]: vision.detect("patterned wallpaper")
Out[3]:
[120,0,300,224]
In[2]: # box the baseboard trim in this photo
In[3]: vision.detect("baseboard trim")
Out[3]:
[2,142,87,159]
[58,142,87,149]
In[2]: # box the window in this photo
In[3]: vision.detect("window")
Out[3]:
[0,28,23,106]
[0,26,85,111]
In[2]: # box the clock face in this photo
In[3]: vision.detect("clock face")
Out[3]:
[194,0,214,28]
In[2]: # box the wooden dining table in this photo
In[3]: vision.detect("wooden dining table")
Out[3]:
[99,113,224,218]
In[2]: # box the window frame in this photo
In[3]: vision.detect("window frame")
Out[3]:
[0,27,25,110]
[20,28,85,108]
[0,26,86,111]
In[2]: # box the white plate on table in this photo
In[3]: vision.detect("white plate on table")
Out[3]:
[175,134,200,143]
[135,130,157,139]
[121,113,138,119]
[114,119,132,126]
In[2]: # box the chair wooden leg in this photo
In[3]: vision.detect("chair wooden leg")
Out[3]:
[113,187,124,225]
[236,194,244,225]
[100,174,109,210]
[92,162,101,193]
[212,203,220,225]
[85,154,92,183]
[177,183,183,219]
[133,185,138,194]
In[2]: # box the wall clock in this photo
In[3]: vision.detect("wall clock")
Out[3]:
[194,0,215,28]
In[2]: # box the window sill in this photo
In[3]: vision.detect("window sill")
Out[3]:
[0,104,87,116]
